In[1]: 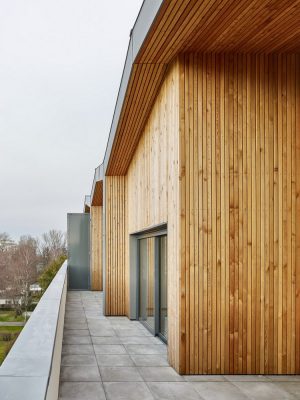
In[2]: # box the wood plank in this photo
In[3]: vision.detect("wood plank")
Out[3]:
[246,54,252,373]
[295,54,300,374]
[107,52,300,374]
[90,206,103,291]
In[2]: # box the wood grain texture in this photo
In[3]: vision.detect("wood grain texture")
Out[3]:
[137,0,300,62]
[105,176,126,315]
[91,181,103,206]
[107,1,300,175]
[104,52,300,374]
[126,60,180,370]
[90,206,103,291]
[179,53,300,374]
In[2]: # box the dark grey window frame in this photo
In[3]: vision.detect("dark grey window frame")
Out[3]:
[129,223,167,343]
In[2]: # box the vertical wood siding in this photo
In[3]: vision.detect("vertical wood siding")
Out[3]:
[104,53,300,374]
[105,176,127,315]
[126,60,180,369]
[90,206,103,291]
[179,53,300,374]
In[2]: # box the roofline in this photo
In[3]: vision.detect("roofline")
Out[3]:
[90,163,104,203]
[103,0,164,174]
[83,195,91,213]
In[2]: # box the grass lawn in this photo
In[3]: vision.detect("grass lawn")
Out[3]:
[0,326,23,333]
[0,326,23,365]
[0,310,24,322]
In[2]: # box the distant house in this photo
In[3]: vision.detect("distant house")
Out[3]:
[29,284,42,294]
[0,298,13,309]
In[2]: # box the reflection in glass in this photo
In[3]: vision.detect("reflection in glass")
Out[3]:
[159,236,167,339]
[139,238,155,332]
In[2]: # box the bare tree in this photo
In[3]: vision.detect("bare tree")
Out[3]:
[0,233,15,252]
[0,249,10,291]
[0,233,15,291]
[38,230,67,266]
[5,236,39,318]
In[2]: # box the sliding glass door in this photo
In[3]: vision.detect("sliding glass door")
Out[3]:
[159,235,167,339]
[139,237,155,333]
[138,234,167,341]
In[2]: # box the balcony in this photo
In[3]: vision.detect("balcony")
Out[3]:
[1,261,300,399]
[0,260,67,399]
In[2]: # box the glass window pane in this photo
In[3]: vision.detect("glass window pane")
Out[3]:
[139,237,155,332]
[159,236,167,339]
[139,239,147,323]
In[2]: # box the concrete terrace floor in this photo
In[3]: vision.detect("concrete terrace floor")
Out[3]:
[59,291,300,400]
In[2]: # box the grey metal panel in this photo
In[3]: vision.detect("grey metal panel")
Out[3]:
[103,40,133,173]
[129,223,167,321]
[103,0,164,173]
[131,0,164,60]
[129,234,138,320]
[67,213,90,290]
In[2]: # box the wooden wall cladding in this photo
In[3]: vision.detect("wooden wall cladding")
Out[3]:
[90,206,103,291]
[105,176,127,315]
[137,0,300,63]
[106,64,167,175]
[107,1,300,175]
[126,60,181,370]
[91,181,103,206]
[179,53,300,374]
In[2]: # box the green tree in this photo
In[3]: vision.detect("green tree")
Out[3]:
[38,254,67,292]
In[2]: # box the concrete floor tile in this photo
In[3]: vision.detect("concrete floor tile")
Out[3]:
[65,306,84,311]
[192,382,250,400]
[131,355,169,367]
[107,318,130,323]
[89,328,116,337]
[110,323,138,330]
[64,329,90,336]
[224,374,269,382]
[273,382,300,397]
[184,375,226,382]
[115,328,152,337]
[88,324,113,332]
[267,375,300,382]
[62,344,94,355]
[86,314,106,320]
[93,344,126,355]
[119,336,161,345]
[100,366,143,382]
[59,382,106,400]
[233,381,296,400]
[96,354,134,367]
[64,312,86,319]
[147,382,202,400]
[88,320,112,327]
[125,344,167,355]
[60,366,101,382]
[66,297,81,300]
[64,322,88,330]
[138,367,182,382]
[104,382,154,400]
[60,292,300,400]
[64,313,84,319]
[92,336,121,345]
[63,335,92,345]
[61,354,97,366]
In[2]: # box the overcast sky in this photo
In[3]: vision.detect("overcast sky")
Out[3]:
[0,0,143,241]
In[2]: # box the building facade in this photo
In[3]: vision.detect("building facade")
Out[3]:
[86,0,300,375]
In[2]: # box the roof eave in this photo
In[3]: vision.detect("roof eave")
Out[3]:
[103,0,164,174]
